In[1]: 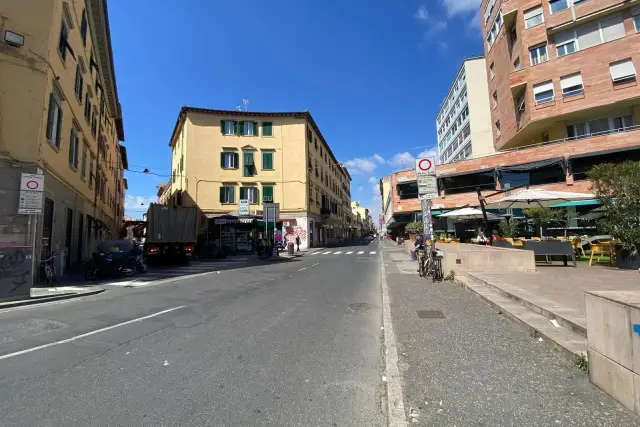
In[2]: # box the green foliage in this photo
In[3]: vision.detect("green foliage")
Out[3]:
[444,270,456,281]
[522,206,566,224]
[588,161,640,254]
[405,221,422,235]
[574,354,589,372]
[498,218,520,237]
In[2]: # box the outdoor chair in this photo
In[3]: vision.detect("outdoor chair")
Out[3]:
[589,241,616,266]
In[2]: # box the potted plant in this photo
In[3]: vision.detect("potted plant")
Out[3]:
[404,221,422,241]
[588,161,640,269]
[498,218,521,238]
[522,207,567,238]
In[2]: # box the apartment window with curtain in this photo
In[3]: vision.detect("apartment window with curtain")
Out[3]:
[560,73,584,97]
[239,187,259,204]
[221,120,236,135]
[46,93,63,149]
[243,152,255,177]
[220,151,239,169]
[242,121,258,136]
[610,59,637,84]
[524,6,544,29]
[529,44,548,66]
[533,80,555,105]
[219,186,235,204]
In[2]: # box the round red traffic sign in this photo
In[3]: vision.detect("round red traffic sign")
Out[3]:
[417,158,433,171]
[26,180,39,190]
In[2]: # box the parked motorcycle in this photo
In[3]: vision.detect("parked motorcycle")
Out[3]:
[84,240,137,280]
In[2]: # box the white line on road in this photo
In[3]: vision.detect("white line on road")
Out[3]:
[0,306,186,361]
[346,251,353,254]
[298,267,307,271]
[380,253,408,427]
[312,263,320,266]
[370,251,377,255]
[357,251,364,255]
[322,251,332,255]
[333,251,342,255]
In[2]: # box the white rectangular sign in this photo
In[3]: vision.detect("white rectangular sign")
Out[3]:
[418,175,438,199]
[18,190,43,215]
[20,173,44,192]
[415,157,436,177]
[238,199,249,216]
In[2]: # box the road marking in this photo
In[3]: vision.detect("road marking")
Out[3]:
[370,251,377,254]
[298,267,307,271]
[312,263,320,266]
[357,251,364,255]
[322,251,332,255]
[346,251,353,254]
[333,251,342,255]
[310,252,319,255]
[0,306,186,361]
[380,253,408,427]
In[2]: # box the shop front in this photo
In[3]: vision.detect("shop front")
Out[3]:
[209,215,259,254]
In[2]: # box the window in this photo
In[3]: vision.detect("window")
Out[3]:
[560,73,584,97]
[489,62,495,79]
[243,152,255,177]
[588,118,610,134]
[262,151,274,170]
[91,112,97,137]
[262,121,273,137]
[533,80,555,105]
[89,155,95,187]
[464,144,472,158]
[397,182,418,200]
[46,93,63,148]
[577,21,603,50]
[524,6,544,29]
[80,10,88,46]
[84,93,92,121]
[262,185,274,202]
[441,170,495,195]
[634,7,640,32]
[610,59,636,84]
[69,128,79,169]
[600,14,625,42]
[529,44,548,66]
[74,65,83,103]
[307,127,312,142]
[221,120,236,135]
[549,0,569,14]
[219,186,235,204]
[242,121,257,136]
[220,151,239,169]
[495,121,501,137]
[81,143,88,178]
[492,90,498,107]
[239,187,259,204]
[486,12,503,48]
[514,57,521,70]
[555,30,577,57]
[612,115,634,130]
[58,21,69,59]
[509,26,518,44]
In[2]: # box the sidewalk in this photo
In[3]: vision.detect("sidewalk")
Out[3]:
[381,244,640,426]
[0,286,104,310]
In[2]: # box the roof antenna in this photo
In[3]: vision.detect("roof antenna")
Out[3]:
[236,98,249,112]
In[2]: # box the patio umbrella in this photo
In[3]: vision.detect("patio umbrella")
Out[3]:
[439,207,500,220]
[484,189,596,209]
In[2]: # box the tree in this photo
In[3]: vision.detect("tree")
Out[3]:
[523,206,567,237]
[404,221,422,235]
[498,218,520,238]
[588,161,640,255]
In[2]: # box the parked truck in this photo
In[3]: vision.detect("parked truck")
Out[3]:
[144,204,198,264]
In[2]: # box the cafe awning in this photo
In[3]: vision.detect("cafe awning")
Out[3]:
[567,145,640,160]
[497,157,565,173]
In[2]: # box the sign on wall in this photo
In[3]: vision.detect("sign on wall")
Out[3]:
[18,173,44,215]
[238,199,249,216]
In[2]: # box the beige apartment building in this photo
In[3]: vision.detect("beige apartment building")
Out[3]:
[167,107,352,250]
[483,0,640,150]
[436,56,495,164]
[0,0,126,284]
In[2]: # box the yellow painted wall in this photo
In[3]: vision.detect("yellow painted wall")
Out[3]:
[180,112,309,214]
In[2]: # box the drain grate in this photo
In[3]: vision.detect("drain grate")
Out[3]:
[417,310,445,319]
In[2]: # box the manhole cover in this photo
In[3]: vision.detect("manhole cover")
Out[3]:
[348,303,372,313]
[417,310,445,319]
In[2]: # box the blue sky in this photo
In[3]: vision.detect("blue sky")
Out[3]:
[110,0,483,220]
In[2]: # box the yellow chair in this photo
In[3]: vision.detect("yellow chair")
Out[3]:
[572,237,585,257]
[589,241,615,266]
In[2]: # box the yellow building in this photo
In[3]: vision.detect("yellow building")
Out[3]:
[351,201,372,234]
[167,107,352,250]
[0,0,126,276]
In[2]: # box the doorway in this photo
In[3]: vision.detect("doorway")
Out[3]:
[65,208,73,269]
[41,198,54,259]
[77,213,84,263]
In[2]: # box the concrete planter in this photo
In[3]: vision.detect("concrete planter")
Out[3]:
[615,246,640,270]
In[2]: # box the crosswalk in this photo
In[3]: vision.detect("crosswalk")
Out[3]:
[312,250,377,256]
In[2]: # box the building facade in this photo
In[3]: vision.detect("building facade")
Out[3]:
[167,107,352,250]
[0,0,126,279]
[436,56,495,164]
[482,0,640,151]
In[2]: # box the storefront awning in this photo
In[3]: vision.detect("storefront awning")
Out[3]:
[497,157,565,173]
[439,168,495,179]
[567,145,640,160]
[549,199,600,208]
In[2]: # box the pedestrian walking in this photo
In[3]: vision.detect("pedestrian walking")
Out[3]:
[295,236,301,252]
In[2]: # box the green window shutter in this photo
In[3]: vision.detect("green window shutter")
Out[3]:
[220,152,225,168]
[68,130,75,165]
[229,186,235,203]
[219,187,225,203]
[263,186,273,202]
[262,152,273,169]
[239,187,246,200]
[263,122,273,137]
[233,152,239,168]
[236,121,243,135]
[220,120,225,134]
[243,152,254,177]
[254,188,259,204]
[55,102,63,147]
[46,94,56,140]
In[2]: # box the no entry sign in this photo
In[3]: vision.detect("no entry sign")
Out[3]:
[415,157,436,177]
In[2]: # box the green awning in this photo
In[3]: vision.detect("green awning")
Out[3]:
[549,199,600,208]
[431,210,442,216]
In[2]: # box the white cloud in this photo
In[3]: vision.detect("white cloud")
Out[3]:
[344,153,385,175]
[372,154,385,164]
[468,9,482,33]
[414,4,429,21]
[414,5,448,41]
[125,195,156,210]
[368,176,378,184]
[417,146,438,158]
[441,0,481,17]
[388,152,416,168]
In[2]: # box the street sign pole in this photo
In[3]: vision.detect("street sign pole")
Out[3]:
[415,156,436,248]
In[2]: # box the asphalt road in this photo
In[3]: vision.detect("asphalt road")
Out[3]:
[0,240,384,427]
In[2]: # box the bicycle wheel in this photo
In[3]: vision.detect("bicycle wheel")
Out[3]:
[44,265,53,285]
[432,258,443,282]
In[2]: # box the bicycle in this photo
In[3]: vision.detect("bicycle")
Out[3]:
[418,245,444,282]
[41,253,56,285]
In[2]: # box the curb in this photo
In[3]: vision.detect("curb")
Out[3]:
[0,288,105,310]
